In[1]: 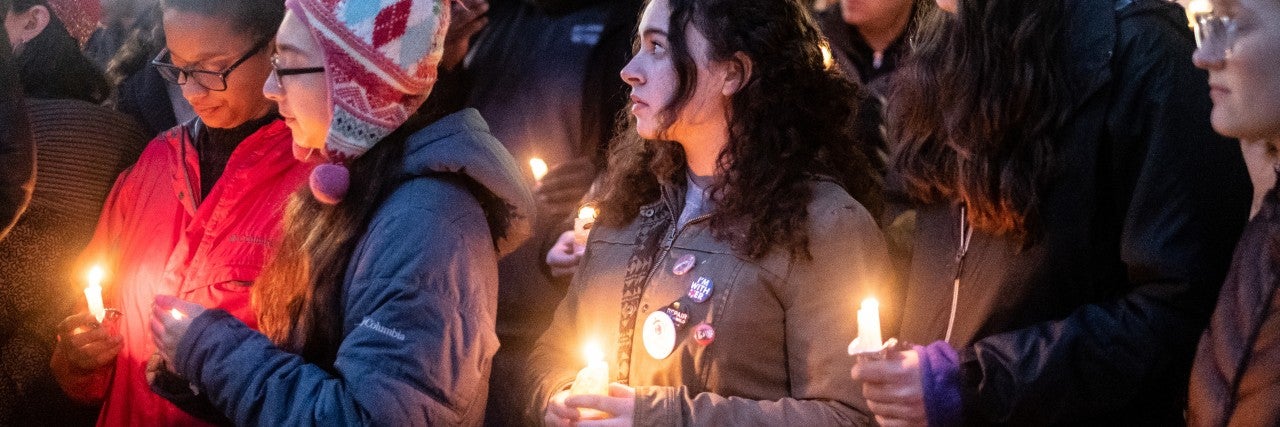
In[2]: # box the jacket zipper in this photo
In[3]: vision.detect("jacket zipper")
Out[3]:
[180,124,202,209]
[945,205,973,344]
[640,212,713,298]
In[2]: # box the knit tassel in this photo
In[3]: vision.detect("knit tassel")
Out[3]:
[310,163,349,205]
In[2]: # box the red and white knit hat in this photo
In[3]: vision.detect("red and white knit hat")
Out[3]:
[285,0,450,204]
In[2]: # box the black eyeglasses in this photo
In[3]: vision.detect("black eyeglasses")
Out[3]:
[151,37,271,92]
[270,53,325,90]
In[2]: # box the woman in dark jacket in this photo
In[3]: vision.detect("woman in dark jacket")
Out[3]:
[851,0,1250,425]
[1187,0,1280,425]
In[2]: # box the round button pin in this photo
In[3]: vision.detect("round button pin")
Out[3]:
[672,254,697,276]
[642,311,677,359]
[693,323,715,346]
[688,276,713,303]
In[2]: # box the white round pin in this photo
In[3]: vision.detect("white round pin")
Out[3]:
[642,310,677,359]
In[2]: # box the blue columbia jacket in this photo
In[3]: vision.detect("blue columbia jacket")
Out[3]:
[166,109,534,426]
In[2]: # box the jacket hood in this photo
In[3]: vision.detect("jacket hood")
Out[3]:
[402,108,534,256]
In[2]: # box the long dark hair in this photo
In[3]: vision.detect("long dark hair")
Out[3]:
[11,0,109,103]
[889,0,1071,240]
[597,0,881,260]
[103,2,163,92]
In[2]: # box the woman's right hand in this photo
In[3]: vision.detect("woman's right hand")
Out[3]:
[546,230,583,278]
[55,312,122,371]
[544,389,581,427]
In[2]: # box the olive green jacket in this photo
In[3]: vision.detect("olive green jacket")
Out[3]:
[527,180,890,426]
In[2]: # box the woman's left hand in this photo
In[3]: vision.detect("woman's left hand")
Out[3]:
[564,383,636,426]
[850,349,928,427]
[149,295,207,370]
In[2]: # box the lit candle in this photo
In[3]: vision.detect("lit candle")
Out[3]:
[573,206,597,252]
[849,298,882,354]
[85,266,106,323]
[530,158,549,186]
[569,341,610,418]
[1186,0,1210,31]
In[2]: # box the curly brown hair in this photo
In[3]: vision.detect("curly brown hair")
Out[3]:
[596,0,882,260]
[889,0,1071,240]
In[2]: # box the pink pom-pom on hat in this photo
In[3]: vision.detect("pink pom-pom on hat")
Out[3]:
[286,0,450,204]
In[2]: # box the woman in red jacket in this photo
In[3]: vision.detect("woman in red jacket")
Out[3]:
[47,0,311,425]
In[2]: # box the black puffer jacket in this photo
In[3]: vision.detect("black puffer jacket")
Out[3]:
[890,0,1250,424]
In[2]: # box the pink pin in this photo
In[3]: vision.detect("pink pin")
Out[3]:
[693,323,715,346]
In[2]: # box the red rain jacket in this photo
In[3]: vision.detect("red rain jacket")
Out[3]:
[54,119,309,426]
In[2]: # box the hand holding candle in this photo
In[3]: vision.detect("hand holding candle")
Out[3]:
[85,265,106,323]
[150,295,207,368]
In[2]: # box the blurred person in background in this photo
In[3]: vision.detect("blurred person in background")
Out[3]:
[422,0,645,424]
[1187,0,1280,424]
[0,1,147,425]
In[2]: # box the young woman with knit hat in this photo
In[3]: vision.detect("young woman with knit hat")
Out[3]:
[148,0,535,425]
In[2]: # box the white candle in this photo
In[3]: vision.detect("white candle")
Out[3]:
[569,341,610,418]
[851,298,882,353]
[573,206,597,251]
[530,158,549,186]
[85,266,106,323]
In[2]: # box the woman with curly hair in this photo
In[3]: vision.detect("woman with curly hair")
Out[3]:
[525,0,889,424]
[850,0,1250,424]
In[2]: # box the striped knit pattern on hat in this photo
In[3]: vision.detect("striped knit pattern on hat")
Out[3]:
[286,0,449,202]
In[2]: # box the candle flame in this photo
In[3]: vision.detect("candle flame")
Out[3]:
[1186,0,1211,14]
[820,40,835,71]
[530,158,549,182]
[87,265,105,287]
[578,206,598,220]
[584,341,604,363]
[1186,0,1211,30]
[861,298,878,311]
[170,308,184,320]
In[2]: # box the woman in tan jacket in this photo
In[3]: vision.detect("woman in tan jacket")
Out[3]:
[525,0,890,425]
